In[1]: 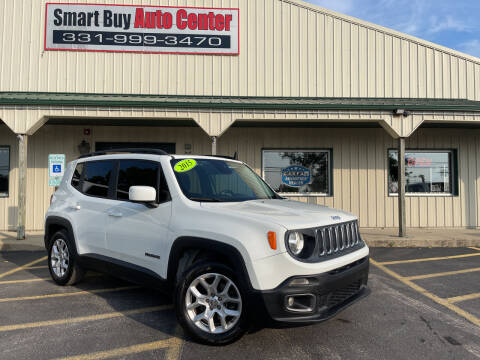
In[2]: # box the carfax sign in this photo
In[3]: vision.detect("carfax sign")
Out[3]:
[48,154,66,187]
[281,166,312,188]
[44,3,240,55]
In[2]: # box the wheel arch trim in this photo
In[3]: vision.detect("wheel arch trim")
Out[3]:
[44,216,79,256]
[167,237,255,291]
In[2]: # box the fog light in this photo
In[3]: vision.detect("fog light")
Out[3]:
[285,294,316,313]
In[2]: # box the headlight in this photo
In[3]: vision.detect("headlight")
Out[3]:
[287,231,304,255]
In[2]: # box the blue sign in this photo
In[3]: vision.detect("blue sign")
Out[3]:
[53,165,62,173]
[281,166,312,188]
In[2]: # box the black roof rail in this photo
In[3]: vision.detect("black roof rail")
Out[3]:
[78,148,169,159]
[206,152,239,161]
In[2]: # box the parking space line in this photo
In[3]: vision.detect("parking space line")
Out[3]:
[0,256,47,279]
[0,273,103,286]
[377,252,480,265]
[447,293,480,304]
[24,265,48,270]
[405,267,480,281]
[371,259,480,327]
[0,305,173,332]
[53,337,183,360]
[0,286,140,303]
[469,247,480,251]
[0,278,50,285]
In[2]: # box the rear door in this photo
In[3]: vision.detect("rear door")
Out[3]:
[105,159,172,276]
[72,160,116,256]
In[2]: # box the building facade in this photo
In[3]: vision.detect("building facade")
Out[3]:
[0,0,479,237]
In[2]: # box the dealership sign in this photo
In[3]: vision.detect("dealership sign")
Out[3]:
[44,3,239,55]
[281,166,312,188]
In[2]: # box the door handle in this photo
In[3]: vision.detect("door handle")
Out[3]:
[107,211,123,218]
[69,204,81,211]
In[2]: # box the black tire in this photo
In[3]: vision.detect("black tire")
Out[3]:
[47,229,84,286]
[175,261,248,345]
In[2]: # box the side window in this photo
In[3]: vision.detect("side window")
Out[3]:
[117,160,159,201]
[71,163,84,191]
[82,161,114,198]
[0,146,10,197]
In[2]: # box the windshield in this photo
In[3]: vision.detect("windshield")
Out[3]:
[171,158,278,202]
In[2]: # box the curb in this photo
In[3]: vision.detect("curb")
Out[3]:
[364,239,480,248]
[0,236,46,252]
[0,243,46,252]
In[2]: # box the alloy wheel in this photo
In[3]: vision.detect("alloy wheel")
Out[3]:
[185,273,242,334]
[50,238,70,278]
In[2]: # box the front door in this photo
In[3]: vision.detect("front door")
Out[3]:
[105,159,172,277]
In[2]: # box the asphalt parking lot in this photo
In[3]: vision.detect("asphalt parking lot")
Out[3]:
[1,248,479,360]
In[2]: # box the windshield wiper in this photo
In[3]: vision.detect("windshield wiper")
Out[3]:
[189,197,223,203]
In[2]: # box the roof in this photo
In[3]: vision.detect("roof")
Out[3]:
[1,92,480,112]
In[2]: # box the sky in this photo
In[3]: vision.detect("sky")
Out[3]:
[306,0,480,58]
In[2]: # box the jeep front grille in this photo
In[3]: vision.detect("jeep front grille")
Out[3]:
[316,221,362,257]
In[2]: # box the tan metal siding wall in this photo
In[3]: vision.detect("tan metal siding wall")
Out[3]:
[0,0,478,99]
[219,127,480,229]
[0,125,210,231]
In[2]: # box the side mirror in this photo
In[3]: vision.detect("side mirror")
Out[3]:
[129,186,157,205]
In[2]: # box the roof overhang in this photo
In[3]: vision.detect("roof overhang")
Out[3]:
[1,92,480,112]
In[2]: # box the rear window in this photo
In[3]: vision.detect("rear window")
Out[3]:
[71,163,84,191]
[82,161,114,198]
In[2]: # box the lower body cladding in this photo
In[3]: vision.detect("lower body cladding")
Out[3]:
[252,257,370,323]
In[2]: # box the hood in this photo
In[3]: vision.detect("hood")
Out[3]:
[200,199,357,230]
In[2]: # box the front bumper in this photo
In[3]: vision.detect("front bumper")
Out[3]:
[254,256,370,323]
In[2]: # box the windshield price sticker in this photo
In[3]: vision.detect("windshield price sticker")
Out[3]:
[45,3,239,55]
[174,159,197,173]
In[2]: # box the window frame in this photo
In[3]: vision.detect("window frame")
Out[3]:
[75,160,117,200]
[112,159,171,205]
[261,148,333,197]
[0,146,10,198]
[387,148,459,197]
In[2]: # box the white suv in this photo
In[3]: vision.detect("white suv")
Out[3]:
[45,149,370,345]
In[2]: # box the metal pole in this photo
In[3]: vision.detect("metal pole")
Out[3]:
[398,137,406,237]
[17,134,28,240]
[211,136,217,156]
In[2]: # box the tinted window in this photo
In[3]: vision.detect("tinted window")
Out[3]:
[117,160,159,200]
[71,163,84,191]
[0,147,9,197]
[171,159,276,202]
[388,150,456,195]
[82,161,114,198]
[263,150,331,195]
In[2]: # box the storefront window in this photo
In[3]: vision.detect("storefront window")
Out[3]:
[262,150,331,195]
[0,147,9,197]
[388,150,456,195]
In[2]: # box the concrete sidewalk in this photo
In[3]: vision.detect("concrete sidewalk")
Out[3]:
[1,229,480,252]
[0,232,45,252]
[362,228,480,247]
